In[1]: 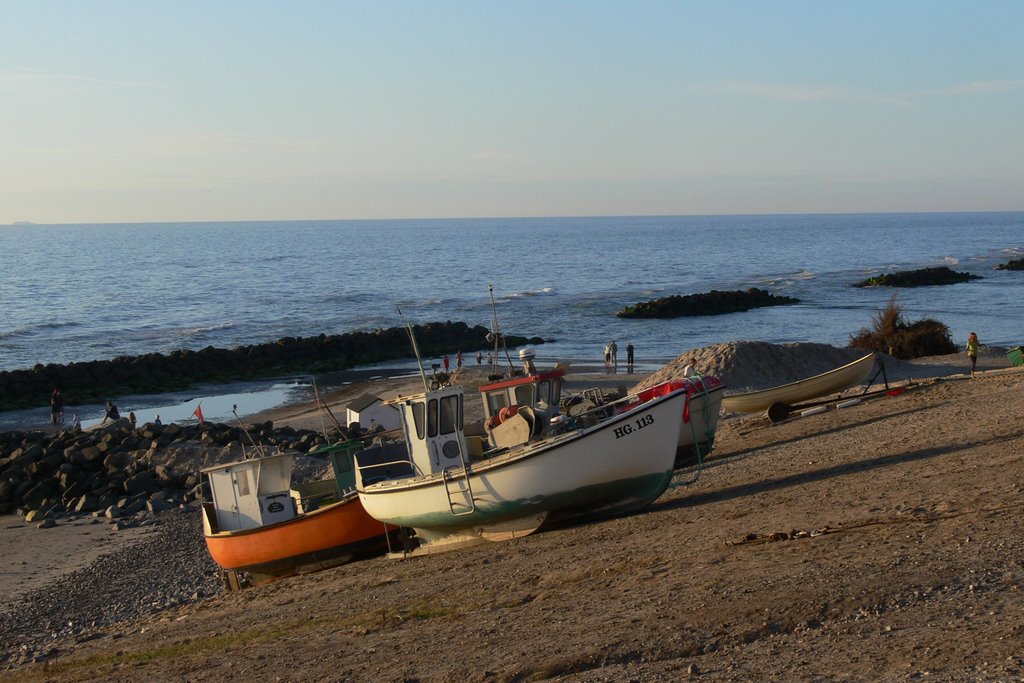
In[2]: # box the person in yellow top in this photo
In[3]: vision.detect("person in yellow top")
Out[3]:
[965,332,980,377]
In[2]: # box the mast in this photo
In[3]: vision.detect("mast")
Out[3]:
[488,284,516,374]
[398,304,431,393]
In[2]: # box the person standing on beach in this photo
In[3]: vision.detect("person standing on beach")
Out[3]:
[965,332,980,377]
[604,343,611,373]
[456,350,463,369]
[476,351,483,365]
[50,388,65,424]
[626,342,634,373]
[609,340,618,373]
[443,355,450,373]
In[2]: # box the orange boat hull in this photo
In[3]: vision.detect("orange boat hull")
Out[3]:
[204,496,394,577]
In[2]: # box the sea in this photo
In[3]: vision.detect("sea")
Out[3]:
[2,212,1022,426]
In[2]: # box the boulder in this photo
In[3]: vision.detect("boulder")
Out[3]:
[21,481,58,509]
[103,450,135,474]
[74,494,100,514]
[123,471,160,496]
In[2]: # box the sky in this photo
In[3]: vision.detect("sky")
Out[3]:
[2,1,1023,224]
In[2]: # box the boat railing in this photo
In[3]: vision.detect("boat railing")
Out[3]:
[354,456,422,485]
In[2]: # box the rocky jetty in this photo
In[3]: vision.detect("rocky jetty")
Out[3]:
[0,418,336,518]
[853,266,980,288]
[0,321,544,411]
[995,258,1024,271]
[617,288,799,319]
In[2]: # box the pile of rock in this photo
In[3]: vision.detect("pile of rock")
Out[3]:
[0,321,545,411]
[852,265,980,287]
[0,418,335,522]
[617,288,799,319]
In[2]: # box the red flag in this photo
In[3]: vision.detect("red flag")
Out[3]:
[193,404,205,423]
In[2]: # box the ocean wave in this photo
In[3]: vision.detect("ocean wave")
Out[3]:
[178,322,237,337]
[935,256,961,266]
[502,287,557,300]
[0,320,79,339]
[751,270,817,287]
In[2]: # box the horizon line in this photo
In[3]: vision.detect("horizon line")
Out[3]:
[7,208,1024,227]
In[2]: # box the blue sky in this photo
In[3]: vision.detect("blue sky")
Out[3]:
[2,1,1022,223]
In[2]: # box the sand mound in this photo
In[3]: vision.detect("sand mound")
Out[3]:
[635,341,1016,395]
[635,341,874,394]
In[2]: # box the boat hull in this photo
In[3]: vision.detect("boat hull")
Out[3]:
[203,495,393,578]
[721,353,876,414]
[630,376,726,466]
[676,383,725,466]
[358,389,687,544]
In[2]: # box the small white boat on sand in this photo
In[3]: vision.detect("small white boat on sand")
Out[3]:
[721,352,876,415]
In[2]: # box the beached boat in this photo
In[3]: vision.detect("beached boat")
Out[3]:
[354,380,688,554]
[624,374,726,466]
[478,365,726,468]
[721,352,876,414]
[201,440,394,587]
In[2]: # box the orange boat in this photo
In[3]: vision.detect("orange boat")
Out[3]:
[201,441,395,588]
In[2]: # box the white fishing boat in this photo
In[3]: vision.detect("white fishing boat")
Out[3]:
[721,352,876,414]
[479,363,726,468]
[354,380,688,554]
[623,374,727,466]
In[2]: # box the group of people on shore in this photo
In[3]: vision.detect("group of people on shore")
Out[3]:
[603,340,635,374]
[440,350,493,374]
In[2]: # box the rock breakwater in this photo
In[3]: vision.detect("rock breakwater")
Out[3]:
[0,321,544,411]
[0,418,335,518]
[617,288,799,319]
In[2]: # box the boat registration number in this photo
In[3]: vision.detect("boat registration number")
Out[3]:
[613,413,654,439]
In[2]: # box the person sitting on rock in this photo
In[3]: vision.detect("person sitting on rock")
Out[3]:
[102,400,120,424]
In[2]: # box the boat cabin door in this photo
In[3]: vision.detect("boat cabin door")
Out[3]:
[392,384,468,475]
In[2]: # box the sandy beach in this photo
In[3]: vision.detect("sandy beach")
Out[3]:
[3,344,1023,681]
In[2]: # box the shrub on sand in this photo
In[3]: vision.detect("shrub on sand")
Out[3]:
[850,295,957,359]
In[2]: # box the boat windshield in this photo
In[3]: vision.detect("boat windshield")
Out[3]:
[514,384,534,406]
[411,402,425,439]
[486,391,508,416]
[439,394,461,434]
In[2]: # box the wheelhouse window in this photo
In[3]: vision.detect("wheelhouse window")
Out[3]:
[537,380,550,405]
[439,394,461,434]
[486,391,507,417]
[514,384,534,406]
[427,398,438,437]
[411,401,426,440]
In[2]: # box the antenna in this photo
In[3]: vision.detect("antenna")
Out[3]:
[488,284,516,374]
[231,404,267,459]
[397,304,431,393]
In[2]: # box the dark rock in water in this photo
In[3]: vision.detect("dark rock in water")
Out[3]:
[853,266,981,288]
[995,258,1024,271]
[617,288,800,319]
[0,321,546,411]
